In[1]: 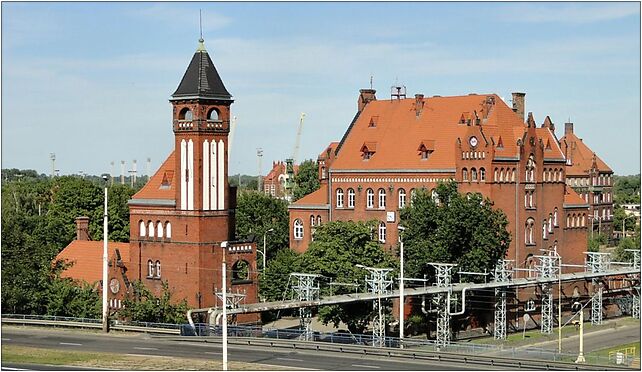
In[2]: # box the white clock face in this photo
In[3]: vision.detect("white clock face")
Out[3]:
[469,136,478,147]
[109,278,120,294]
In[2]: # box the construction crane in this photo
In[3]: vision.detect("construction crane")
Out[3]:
[284,113,306,201]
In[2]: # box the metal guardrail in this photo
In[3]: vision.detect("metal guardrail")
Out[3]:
[1,314,180,335]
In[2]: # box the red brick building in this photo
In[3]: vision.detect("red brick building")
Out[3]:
[263,161,298,199]
[290,89,591,268]
[127,38,259,320]
[560,123,614,237]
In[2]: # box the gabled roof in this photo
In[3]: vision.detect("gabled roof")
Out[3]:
[265,162,299,182]
[55,241,129,285]
[535,127,565,161]
[290,184,329,209]
[560,131,612,176]
[171,40,232,101]
[331,94,526,171]
[131,152,175,201]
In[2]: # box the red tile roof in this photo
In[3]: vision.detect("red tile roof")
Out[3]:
[564,187,589,207]
[290,184,328,207]
[265,161,298,182]
[331,94,527,170]
[55,241,129,284]
[560,132,612,176]
[132,152,175,200]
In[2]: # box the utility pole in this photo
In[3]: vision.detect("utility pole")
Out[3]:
[120,160,125,185]
[101,174,109,333]
[357,265,393,347]
[290,273,320,341]
[428,263,456,347]
[50,153,56,178]
[494,259,513,340]
[110,161,115,186]
[221,241,228,371]
[586,252,610,325]
[573,301,586,364]
[398,226,405,348]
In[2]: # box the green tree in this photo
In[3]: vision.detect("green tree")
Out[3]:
[613,174,641,204]
[613,206,638,235]
[613,237,637,263]
[292,159,320,201]
[588,233,607,252]
[297,221,398,333]
[119,281,189,324]
[399,181,511,279]
[260,248,301,302]
[235,191,289,269]
[45,276,101,318]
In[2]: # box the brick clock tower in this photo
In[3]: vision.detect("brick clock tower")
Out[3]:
[128,38,258,323]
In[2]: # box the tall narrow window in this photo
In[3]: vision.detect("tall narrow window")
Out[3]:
[494,168,499,182]
[347,188,355,208]
[155,261,161,279]
[525,219,535,245]
[367,188,374,208]
[378,222,386,243]
[471,168,478,181]
[553,208,558,227]
[147,260,154,278]
[398,189,406,209]
[317,215,322,225]
[139,220,146,237]
[378,188,386,209]
[479,168,486,181]
[526,154,536,182]
[543,220,548,239]
[294,219,303,240]
[548,214,553,233]
[148,221,154,238]
[310,215,315,227]
[462,168,468,181]
[336,188,344,208]
[431,189,440,204]
[157,221,163,238]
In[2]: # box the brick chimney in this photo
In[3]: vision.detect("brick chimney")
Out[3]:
[415,94,425,116]
[565,122,574,135]
[511,92,525,122]
[75,216,90,241]
[358,89,377,112]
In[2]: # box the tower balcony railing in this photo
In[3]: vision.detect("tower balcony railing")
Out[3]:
[174,119,229,132]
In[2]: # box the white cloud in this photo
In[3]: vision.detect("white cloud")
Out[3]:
[497,3,639,24]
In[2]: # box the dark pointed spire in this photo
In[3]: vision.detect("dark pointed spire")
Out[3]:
[171,39,232,101]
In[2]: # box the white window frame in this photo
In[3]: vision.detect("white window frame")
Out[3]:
[398,189,406,209]
[139,221,146,237]
[378,222,386,243]
[147,260,154,278]
[336,188,344,208]
[165,222,172,238]
[366,189,374,209]
[378,189,386,209]
[294,219,304,240]
[347,188,355,208]
[155,260,161,279]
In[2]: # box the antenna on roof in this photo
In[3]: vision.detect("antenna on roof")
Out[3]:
[370,75,373,90]
[199,9,203,41]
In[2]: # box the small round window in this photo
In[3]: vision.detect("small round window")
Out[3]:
[232,260,250,281]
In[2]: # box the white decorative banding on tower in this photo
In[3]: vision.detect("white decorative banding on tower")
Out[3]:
[203,140,210,210]
[180,139,187,210]
[210,140,218,210]
[217,139,225,210]
[187,139,194,210]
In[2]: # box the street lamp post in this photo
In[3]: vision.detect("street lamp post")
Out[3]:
[221,241,228,371]
[261,228,274,271]
[573,301,586,364]
[101,174,109,333]
[398,225,406,349]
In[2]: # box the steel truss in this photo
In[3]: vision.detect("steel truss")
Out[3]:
[535,254,559,334]
[290,273,321,340]
[626,250,641,319]
[586,252,610,325]
[429,263,456,347]
[493,260,513,340]
[359,267,393,347]
[215,290,247,326]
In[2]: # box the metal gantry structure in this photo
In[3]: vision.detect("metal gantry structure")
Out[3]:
[493,260,513,340]
[429,263,457,347]
[290,273,321,341]
[359,266,394,347]
[535,253,559,334]
[626,249,640,319]
[214,290,247,325]
[586,252,610,325]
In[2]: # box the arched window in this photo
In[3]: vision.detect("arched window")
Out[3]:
[398,189,406,209]
[499,168,504,182]
[378,188,386,209]
[147,260,154,278]
[294,219,303,240]
[157,221,163,238]
[310,215,315,227]
[471,168,478,181]
[378,222,386,243]
[165,222,172,238]
[207,108,219,121]
[526,154,535,182]
[148,221,154,237]
[582,214,586,227]
[479,167,486,181]
[431,189,440,204]
[566,214,570,227]
[155,260,161,278]
[336,188,344,208]
[494,168,499,182]
[139,220,146,237]
[366,188,374,208]
[179,108,193,121]
[553,208,558,227]
[231,260,250,282]
[525,219,535,245]
[317,215,322,226]
[571,214,576,227]
[462,168,468,181]
[542,220,548,239]
[548,214,553,233]
[347,188,355,208]
[511,168,516,182]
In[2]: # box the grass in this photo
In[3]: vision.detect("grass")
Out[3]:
[590,341,641,359]
[2,345,301,370]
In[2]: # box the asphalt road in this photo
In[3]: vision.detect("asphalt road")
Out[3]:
[1,327,485,370]
[529,324,641,354]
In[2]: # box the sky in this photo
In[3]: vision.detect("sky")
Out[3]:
[2,2,640,177]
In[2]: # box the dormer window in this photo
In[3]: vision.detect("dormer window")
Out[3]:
[369,116,379,128]
[361,142,377,160]
[417,140,434,160]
